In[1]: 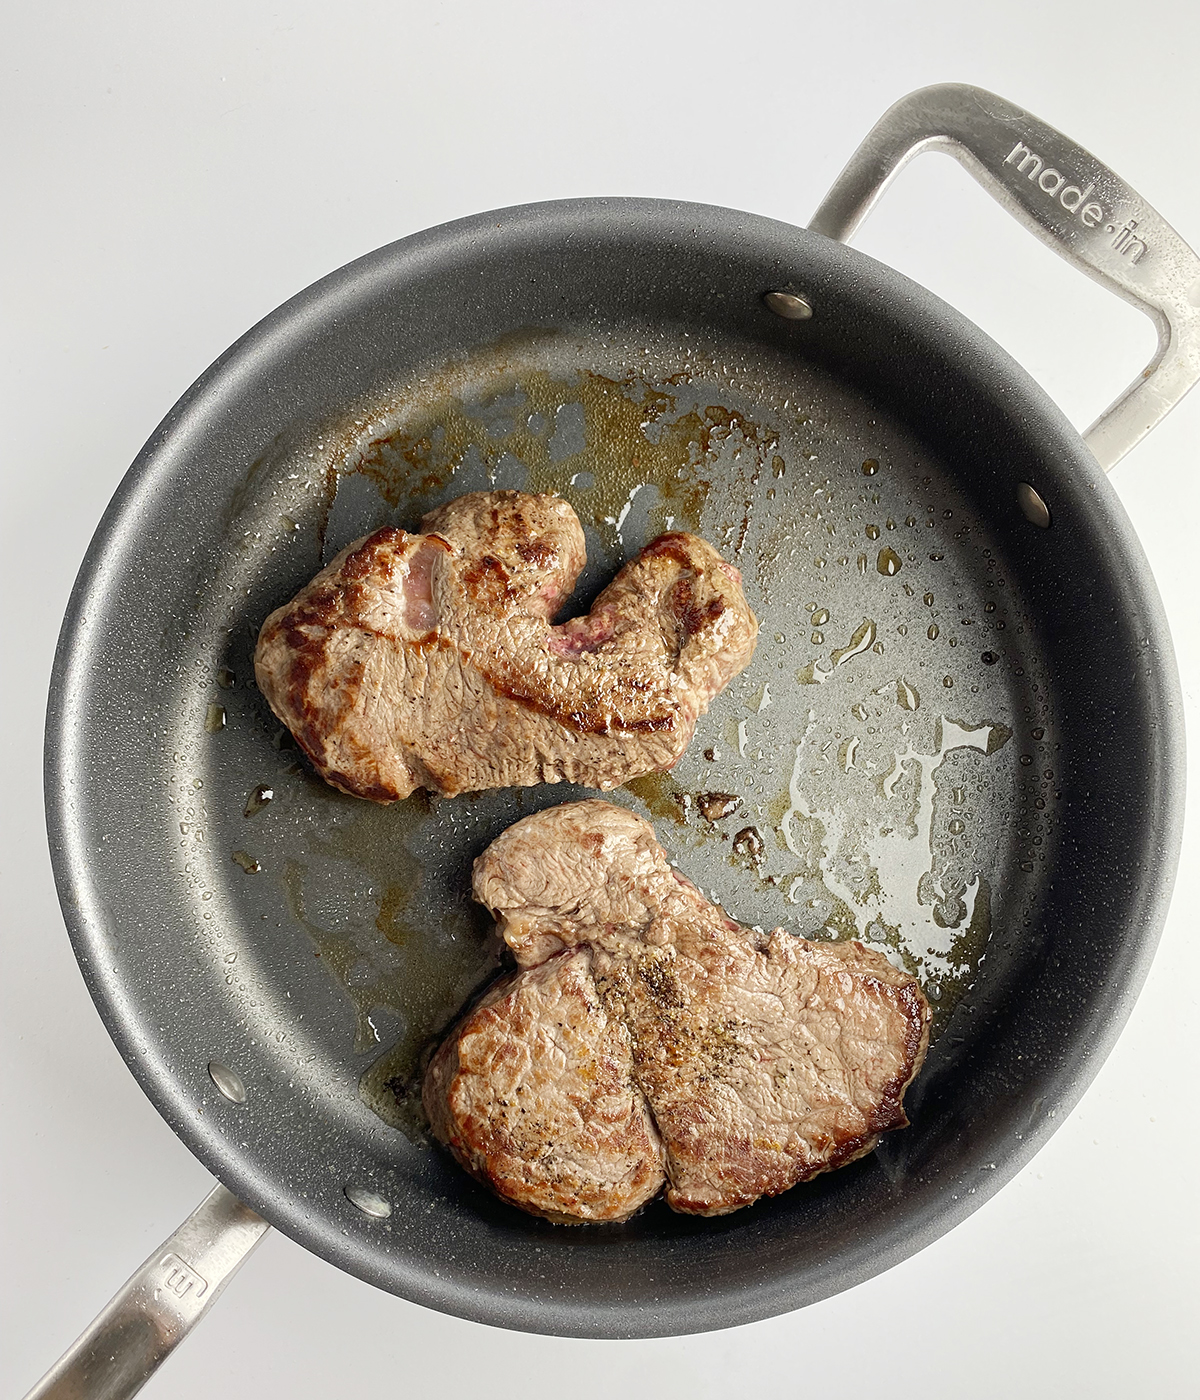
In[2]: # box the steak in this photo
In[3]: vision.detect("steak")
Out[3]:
[254,491,757,800]
[425,801,932,1221]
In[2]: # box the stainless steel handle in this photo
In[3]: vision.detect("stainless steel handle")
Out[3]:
[809,82,1200,471]
[22,1185,269,1400]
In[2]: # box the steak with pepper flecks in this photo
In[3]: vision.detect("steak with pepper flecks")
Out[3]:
[424,800,932,1221]
[254,491,757,801]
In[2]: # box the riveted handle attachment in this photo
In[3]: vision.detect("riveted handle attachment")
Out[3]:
[22,1185,269,1400]
[809,83,1200,471]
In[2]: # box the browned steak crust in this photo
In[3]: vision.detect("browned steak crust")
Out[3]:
[424,951,666,1223]
[254,491,757,800]
[425,801,932,1221]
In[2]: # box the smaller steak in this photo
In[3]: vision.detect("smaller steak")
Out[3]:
[254,491,757,800]
[426,801,932,1221]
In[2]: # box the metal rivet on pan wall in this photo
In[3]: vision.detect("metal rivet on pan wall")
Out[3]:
[344,1184,393,1219]
[208,1060,247,1103]
[763,290,813,320]
[1016,482,1052,528]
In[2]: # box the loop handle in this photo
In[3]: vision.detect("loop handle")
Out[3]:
[809,83,1200,470]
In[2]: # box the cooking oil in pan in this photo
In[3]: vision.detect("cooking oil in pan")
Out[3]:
[177,327,1059,1139]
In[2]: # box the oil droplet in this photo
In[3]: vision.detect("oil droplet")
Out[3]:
[205,703,226,733]
[952,787,965,805]
[838,736,859,771]
[857,554,868,574]
[1031,727,1045,740]
[897,679,920,711]
[865,524,881,541]
[244,785,274,818]
[948,819,965,835]
[942,676,953,688]
[704,747,718,761]
[1020,754,1033,766]
[831,618,877,666]
[216,668,236,689]
[877,547,902,576]
[885,518,897,531]
[231,850,260,874]
[923,593,935,606]
[851,703,869,722]
[981,651,998,665]
[927,624,940,640]
[811,631,824,645]
[861,459,879,476]
[985,602,996,613]
[773,455,786,478]
[812,609,830,627]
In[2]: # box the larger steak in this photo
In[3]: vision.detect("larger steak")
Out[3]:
[425,801,932,1221]
[254,491,757,800]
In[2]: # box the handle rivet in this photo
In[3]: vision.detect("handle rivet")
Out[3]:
[207,1061,248,1104]
[344,1184,392,1219]
[763,290,813,320]
[1016,482,1052,529]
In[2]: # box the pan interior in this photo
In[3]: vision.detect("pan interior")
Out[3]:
[174,323,1054,1165]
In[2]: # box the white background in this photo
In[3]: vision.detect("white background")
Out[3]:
[4,3,1199,1396]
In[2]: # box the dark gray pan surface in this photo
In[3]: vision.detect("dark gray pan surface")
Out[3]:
[45,200,1183,1336]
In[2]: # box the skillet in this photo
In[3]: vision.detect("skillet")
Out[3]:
[32,84,1198,1397]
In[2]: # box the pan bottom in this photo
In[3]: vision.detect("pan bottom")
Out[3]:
[171,323,1056,1164]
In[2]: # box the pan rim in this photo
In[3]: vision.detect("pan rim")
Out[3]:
[44,195,1185,1337]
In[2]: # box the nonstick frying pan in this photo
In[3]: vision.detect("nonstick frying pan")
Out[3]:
[32,85,1199,1397]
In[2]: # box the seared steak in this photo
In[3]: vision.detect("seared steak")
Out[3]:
[426,801,932,1221]
[254,491,757,800]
